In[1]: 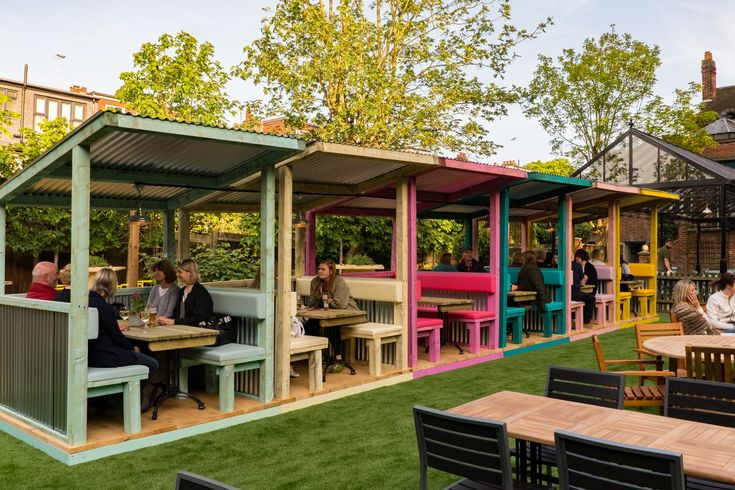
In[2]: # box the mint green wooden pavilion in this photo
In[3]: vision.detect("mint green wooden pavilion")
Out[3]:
[0,112,304,447]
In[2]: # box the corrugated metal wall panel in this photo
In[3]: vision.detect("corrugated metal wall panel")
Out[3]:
[0,305,68,433]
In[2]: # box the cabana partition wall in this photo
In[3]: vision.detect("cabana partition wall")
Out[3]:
[0,112,304,446]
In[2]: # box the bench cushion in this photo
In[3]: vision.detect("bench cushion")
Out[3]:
[88,364,149,383]
[417,317,443,330]
[447,310,496,321]
[183,343,266,363]
[631,289,655,295]
[571,301,584,307]
[341,322,401,337]
[619,292,632,299]
[543,301,564,311]
[290,335,328,355]
[507,307,525,318]
[595,294,616,301]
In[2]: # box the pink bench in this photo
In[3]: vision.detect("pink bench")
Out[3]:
[416,272,498,353]
[594,266,616,325]
[415,283,443,362]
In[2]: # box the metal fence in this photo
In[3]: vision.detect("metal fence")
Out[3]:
[656,274,718,312]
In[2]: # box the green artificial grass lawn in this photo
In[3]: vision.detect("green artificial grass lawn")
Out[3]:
[0,329,639,489]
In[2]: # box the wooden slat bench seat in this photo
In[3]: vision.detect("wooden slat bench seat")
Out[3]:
[290,335,328,391]
[87,364,149,434]
[416,317,443,362]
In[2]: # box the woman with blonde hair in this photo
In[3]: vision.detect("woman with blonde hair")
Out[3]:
[159,259,213,326]
[53,263,72,302]
[671,279,720,335]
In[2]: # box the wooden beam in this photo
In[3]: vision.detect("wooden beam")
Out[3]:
[306,212,316,275]
[260,165,276,403]
[276,165,293,399]
[8,195,166,210]
[177,209,190,260]
[126,215,140,287]
[0,205,5,294]
[162,209,175,260]
[68,144,91,445]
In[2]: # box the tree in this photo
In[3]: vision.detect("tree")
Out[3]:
[525,27,662,164]
[523,157,574,176]
[0,93,20,177]
[116,32,235,125]
[238,0,550,157]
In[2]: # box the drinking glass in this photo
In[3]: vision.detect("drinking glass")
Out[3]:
[140,309,150,329]
[148,307,157,328]
[119,306,130,322]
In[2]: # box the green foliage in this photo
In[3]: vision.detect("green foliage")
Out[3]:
[191,243,258,282]
[523,158,574,176]
[315,215,393,266]
[525,26,661,164]
[345,254,374,265]
[238,0,550,157]
[417,219,465,266]
[0,94,20,177]
[116,31,235,125]
[14,117,71,168]
[88,255,109,267]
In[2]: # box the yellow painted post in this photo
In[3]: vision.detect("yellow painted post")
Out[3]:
[276,165,293,399]
[650,207,659,314]
[68,144,90,445]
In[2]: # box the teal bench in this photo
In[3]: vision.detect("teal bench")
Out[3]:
[178,290,269,413]
[86,308,149,434]
[507,268,566,339]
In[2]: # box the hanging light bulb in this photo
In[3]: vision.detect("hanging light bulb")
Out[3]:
[293,211,307,228]
[128,183,149,226]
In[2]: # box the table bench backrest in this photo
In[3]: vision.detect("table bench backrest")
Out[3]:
[508,267,564,301]
[208,289,267,320]
[628,263,655,289]
[86,307,100,340]
[416,271,496,293]
[295,276,403,303]
[596,266,614,294]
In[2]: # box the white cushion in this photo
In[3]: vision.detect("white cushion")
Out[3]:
[290,335,328,354]
[296,276,402,303]
[341,322,401,337]
[87,364,148,383]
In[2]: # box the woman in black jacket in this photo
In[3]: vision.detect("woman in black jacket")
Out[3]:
[159,259,213,326]
[513,250,550,312]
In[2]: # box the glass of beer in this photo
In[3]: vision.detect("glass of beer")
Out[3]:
[148,307,157,328]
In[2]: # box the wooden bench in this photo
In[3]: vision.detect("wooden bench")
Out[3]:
[179,289,269,413]
[594,266,616,325]
[417,271,498,353]
[570,300,584,331]
[290,335,328,391]
[508,268,566,337]
[86,308,149,434]
[296,276,406,377]
[628,263,657,317]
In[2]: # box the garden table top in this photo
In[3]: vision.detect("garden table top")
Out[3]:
[122,324,218,352]
[643,334,735,359]
[417,296,473,313]
[296,308,368,328]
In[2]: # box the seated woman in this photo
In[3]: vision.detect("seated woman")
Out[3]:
[53,263,72,302]
[513,251,550,311]
[146,259,180,319]
[571,250,596,324]
[305,259,358,363]
[87,268,159,409]
[159,259,213,326]
[671,279,720,335]
[705,273,735,333]
[432,253,456,272]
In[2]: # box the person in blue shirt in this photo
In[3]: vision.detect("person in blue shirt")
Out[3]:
[432,253,456,272]
[457,248,483,273]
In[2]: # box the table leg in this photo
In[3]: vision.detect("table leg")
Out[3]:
[150,349,206,420]
[321,327,356,382]
[440,310,464,355]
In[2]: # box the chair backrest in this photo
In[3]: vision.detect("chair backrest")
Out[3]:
[590,335,608,372]
[669,310,678,323]
[175,471,239,490]
[664,377,735,428]
[413,405,513,490]
[555,430,685,490]
[546,365,624,409]
[686,345,735,383]
[635,322,683,351]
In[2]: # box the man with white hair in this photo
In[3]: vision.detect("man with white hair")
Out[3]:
[26,261,59,300]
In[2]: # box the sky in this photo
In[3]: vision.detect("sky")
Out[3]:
[3,0,735,165]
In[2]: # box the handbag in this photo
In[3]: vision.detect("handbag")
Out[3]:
[198,315,235,346]
[290,316,305,338]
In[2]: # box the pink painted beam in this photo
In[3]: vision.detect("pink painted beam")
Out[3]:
[488,190,500,319]
[408,177,418,367]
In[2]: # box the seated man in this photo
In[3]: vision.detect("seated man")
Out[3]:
[26,261,59,300]
[571,250,596,325]
[456,248,483,273]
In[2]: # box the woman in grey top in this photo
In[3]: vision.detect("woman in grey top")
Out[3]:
[146,259,180,318]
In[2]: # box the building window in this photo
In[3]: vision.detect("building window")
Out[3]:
[33,95,85,131]
[0,88,18,112]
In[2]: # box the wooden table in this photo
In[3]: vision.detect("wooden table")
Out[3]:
[417,297,474,354]
[620,280,642,290]
[296,308,368,376]
[335,264,385,274]
[507,290,537,304]
[579,284,595,294]
[643,334,735,371]
[450,390,735,483]
[123,324,219,418]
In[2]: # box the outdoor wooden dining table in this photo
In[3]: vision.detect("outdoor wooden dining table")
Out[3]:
[643,334,735,372]
[579,284,595,293]
[450,390,735,484]
[296,308,368,376]
[506,290,537,304]
[123,324,219,419]
[416,296,474,354]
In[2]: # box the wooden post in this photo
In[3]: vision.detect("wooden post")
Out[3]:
[520,221,528,251]
[162,209,176,260]
[177,209,190,260]
[608,199,619,322]
[498,189,510,346]
[391,218,397,272]
[68,144,90,445]
[276,165,292,398]
[294,225,306,278]
[488,191,500,321]
[395,177,413,369]
[559,194,571,333]
[0,205,5,295]
[126,216,140,287]
[260,165,276,403]
[305,211,316,275]
[650,207,658,314]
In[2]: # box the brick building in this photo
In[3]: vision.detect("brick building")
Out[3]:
[701,51,735,165]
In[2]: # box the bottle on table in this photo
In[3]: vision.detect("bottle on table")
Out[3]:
[322,294,329,310]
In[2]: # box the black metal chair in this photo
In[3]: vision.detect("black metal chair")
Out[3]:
[664,378,735,490]
[515,366,626,485]
[555,430,685,490]
[546,365,625,408]
[175,471,239,490]
[413,405,541,490]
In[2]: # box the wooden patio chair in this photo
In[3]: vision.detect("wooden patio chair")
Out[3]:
[555,430,685,490]
[413,405,542,490]
[686,345,735,383]
[634,322,685,379]
[591,335,676,411]
[175,471,238,490]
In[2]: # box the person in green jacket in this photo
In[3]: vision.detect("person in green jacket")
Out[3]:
[432,253,456,272]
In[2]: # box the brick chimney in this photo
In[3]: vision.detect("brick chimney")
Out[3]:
[69,85,88,94]
[702,51,717,102]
